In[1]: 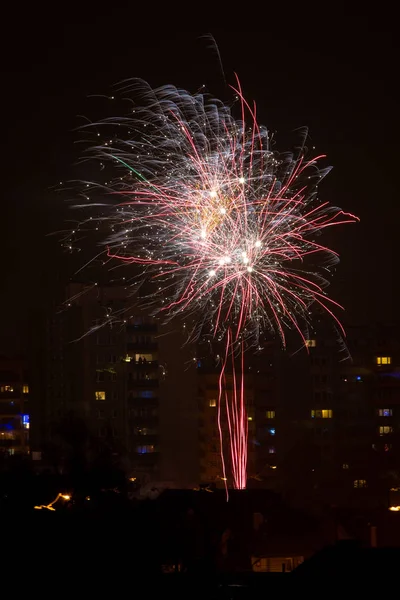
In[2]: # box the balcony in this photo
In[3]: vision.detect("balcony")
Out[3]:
[0,437,21,448]
[127,342,158,352]
[132,434,159,444]
[131,450,160,459]
[127,379,159,389]
[0,404,23,416]
[0,391,20,400]
[126,323,158,333]
[126,360,159,369]
[129,415,159,425]
[128,395,158,403]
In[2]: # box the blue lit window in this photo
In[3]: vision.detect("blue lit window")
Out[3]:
[136,444,155,454]
[138,390,154,399]
[22,414,30,429]
[378,408,393,417]
[356,376,362,382]
[267,427,276,436]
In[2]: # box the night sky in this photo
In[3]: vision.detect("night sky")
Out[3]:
[0,16,398,354]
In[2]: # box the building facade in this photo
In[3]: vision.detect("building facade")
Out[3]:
[0,357,30,456]
[197,342,280,488]
[276,324,400,507]
[30,283,198,485]
[196,324,400,505]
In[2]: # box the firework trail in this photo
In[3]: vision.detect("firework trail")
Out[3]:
[69,76,358,491]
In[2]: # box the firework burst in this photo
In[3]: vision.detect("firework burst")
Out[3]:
[70,76,358,491]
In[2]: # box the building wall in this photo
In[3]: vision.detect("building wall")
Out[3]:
[30,282,198,485]
[197,360,265,488]
[0,357,30,455]
[158,322,198,486]
[276,325,400,506]
[195,324,400,504]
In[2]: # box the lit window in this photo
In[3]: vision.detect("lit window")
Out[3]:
[378,408,392,417]
[0,431,17,440]
[268,446,276,454]
[22,414,30,429]
[342,463,349,469]
[95,391,106,401]
[134,427,157,436]
[132,353,156,365]
[306,339,317,347]
[134,353,156,363]
[209,399,217,408]
[136,445,155,454]
[138,390,155,399]
[311,409,333,418]
[267,427,276,436]
[354,479,367,488]
[379,425,393,435]
[1,385,14,393]
[22,385,29,394]
[376,356,392,366]
[266,410,275,419]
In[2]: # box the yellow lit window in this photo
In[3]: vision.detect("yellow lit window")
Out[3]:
[95,391,106,401]
[23,385,29,394]
[134,353,156,363]
[266,410,276,419]
[1,385,14,393]
[376,356,391,366]
[378,408,392,417]
[354,479,367,488]
[209,399,217,408]
[311,409,333,418]
[379,425,393,435]
[0,431,17,440]
[342,463,349,469]
[305,339,317,348]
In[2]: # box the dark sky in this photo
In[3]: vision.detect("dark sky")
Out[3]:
[0,15,398,354]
